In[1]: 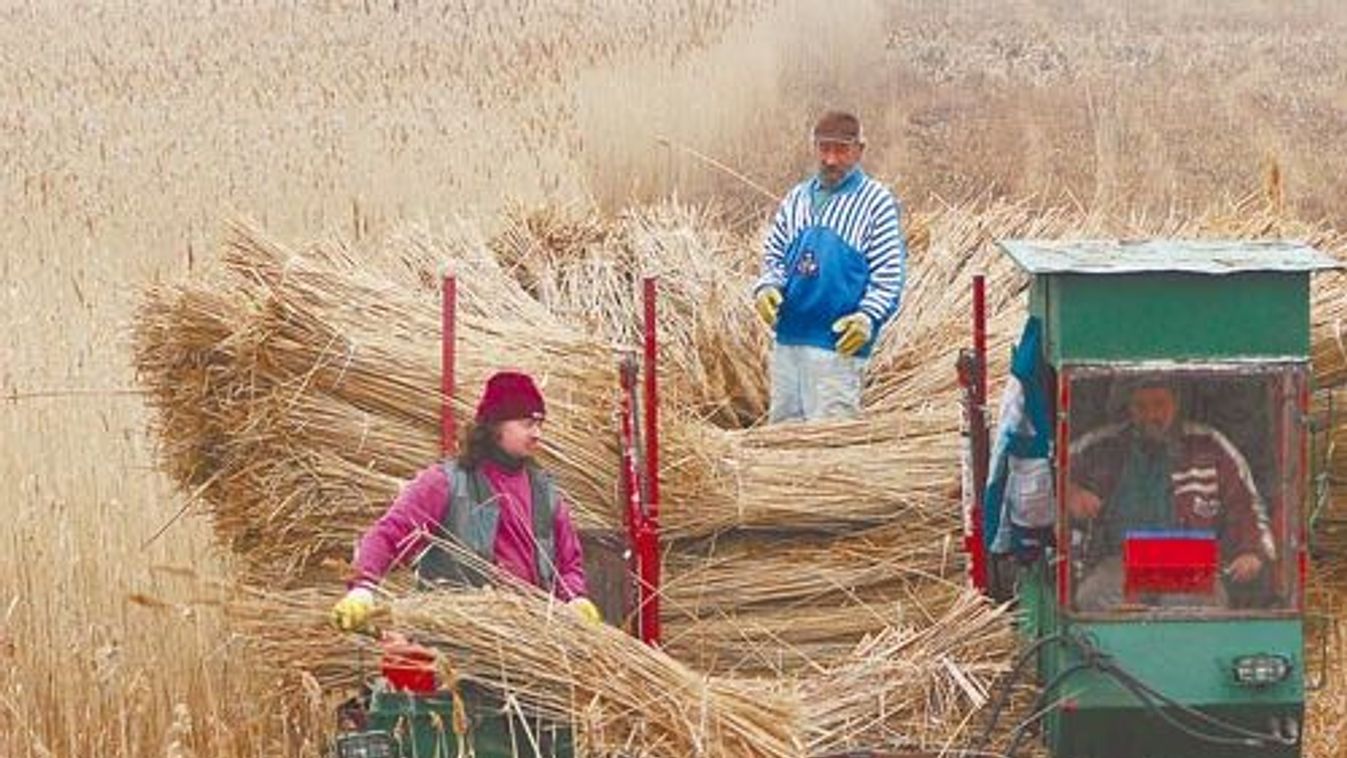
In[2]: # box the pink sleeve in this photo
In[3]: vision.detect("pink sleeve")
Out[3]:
[349,464,451,589]
[551,495,589,601]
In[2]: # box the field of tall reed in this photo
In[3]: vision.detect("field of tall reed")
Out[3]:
[4,1,1347,756]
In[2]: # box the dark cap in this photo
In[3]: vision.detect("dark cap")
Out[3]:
[474,371,546,425]
[813,110,864,144]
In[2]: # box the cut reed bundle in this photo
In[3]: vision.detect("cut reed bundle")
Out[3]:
[225,564,1010,757]
[132,197,1347,718]
[489,202,771,428]
[229,582,806,758]
[800,589,1014,755]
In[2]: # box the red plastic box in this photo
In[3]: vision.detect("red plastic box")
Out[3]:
[1123,529,1218,596]
[380,642,437,693]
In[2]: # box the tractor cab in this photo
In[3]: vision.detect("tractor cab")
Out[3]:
[974,240,1339,758]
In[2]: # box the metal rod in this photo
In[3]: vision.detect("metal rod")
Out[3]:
[968,274,989,592]
[441,274,457,457]
[1056,372,1073,609]
[641,276,661,646]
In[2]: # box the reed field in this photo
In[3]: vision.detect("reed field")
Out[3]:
[5,1,1347,756]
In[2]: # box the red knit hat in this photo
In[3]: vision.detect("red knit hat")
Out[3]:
[474,371,546,424]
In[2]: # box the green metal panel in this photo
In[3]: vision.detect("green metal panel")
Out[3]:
[1040,618,1304,758]
[1015,555,1304,757]
[1049,704,1302,758]
[1040,272,1310,364]
[366,687,574,758]
[1045,618,1304,708]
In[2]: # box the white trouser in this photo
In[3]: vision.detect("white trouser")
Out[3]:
[768,343,867,423]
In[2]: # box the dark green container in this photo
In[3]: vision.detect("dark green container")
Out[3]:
[355,682,574,758]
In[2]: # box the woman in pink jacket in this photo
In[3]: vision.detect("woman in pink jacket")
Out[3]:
[330,371,598,631]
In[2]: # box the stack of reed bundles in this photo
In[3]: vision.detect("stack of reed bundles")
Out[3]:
[221,547,1012,757]
[134,196,1347,752]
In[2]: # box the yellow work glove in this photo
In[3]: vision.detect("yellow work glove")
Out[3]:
[831,313,874,357]
[330,587,376,633]
[754,287,783,328]
[568,597,603,626]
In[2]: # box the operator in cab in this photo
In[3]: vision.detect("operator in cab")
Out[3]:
[1065,379,1274,610]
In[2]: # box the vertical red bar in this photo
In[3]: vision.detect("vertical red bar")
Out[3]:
[1056,374,1073,609]
[641,276,661,646]
[441,274,457,457]
[968,275,989,591]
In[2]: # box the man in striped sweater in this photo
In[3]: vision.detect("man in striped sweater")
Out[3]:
[753,110,907,422]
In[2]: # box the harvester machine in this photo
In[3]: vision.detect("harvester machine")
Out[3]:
[962,240,1339,758]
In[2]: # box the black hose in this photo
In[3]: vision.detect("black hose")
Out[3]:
[975,632,1067,750]
[1065,632,1298,749]
[1097,658,1295,747]
[1004,662,1093,757]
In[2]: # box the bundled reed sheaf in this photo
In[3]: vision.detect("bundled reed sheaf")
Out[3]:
[231,584,806,758]
[223,547,1012,758]
[134,195,1347,752]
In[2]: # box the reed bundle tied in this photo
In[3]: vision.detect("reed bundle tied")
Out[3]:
[229,584,805,758]
[225,553,1012,758]
[134,196,1347,718]
[132,206,1003,586]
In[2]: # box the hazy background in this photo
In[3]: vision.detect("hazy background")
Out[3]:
[4,1,1346,754]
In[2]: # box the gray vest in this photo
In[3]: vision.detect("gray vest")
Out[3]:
[415,459,558,591]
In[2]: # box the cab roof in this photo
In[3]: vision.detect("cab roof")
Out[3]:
[999,239,1341,275]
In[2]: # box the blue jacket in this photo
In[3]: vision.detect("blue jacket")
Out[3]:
[755,169,907,358]
[986,317,1054,555]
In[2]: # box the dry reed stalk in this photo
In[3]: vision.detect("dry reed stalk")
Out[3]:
[227,581,805,758]
[663,582,969,677]
[222,561,1009,755]
[664,522,961,614]
[665,418,963,537]
[489,201,770,427]
[800,589,1014,755]
[1304,576,1347,758]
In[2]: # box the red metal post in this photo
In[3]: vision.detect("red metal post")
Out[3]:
[967,275,990,592]
[1056,373,1073,609]
[441,274,457,457]
[640,277,661,646]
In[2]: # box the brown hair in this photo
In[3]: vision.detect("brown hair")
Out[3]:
[457,422,498,470]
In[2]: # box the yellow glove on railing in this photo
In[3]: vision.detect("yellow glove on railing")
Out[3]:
[330,587,376,632]
[754,287,783,328]
[568,597,603,626]
[831,313,873,357]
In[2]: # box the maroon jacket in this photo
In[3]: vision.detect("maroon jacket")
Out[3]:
[1070,421,1275,563]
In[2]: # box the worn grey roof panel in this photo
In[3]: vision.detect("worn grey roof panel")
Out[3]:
[999,239,1342,275]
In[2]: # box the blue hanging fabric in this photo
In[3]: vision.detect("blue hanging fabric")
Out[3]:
[986,316,1054,556]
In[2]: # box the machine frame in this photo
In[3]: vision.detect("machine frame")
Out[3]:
[971,239,1340,758]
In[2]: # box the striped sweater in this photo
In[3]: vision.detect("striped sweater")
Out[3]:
[755,168,907,357]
